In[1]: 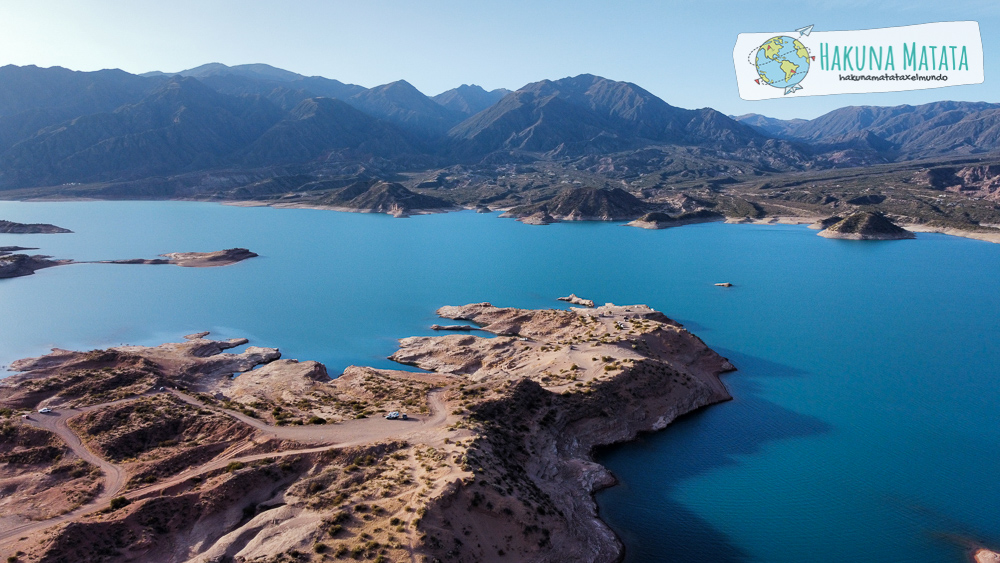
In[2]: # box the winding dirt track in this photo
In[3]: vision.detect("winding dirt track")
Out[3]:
[0,388,450,545]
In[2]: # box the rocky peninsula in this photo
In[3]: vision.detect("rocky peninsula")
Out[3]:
[0,220,72,234]
[1,248,258,279]
[818,211,916,240]
[104,248,258,267]
[501,187,650,223]
[233,181,455,218]
[0,253,68,279]
[626,210,724,230]
[0,300,734,563]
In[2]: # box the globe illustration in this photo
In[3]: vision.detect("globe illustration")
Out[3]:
[755,36,810,88]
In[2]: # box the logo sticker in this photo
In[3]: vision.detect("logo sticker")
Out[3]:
[733,21,984,100]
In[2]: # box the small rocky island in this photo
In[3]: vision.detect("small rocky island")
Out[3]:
[626,209,724,230]
[0,300,734,562]
[0,220,72,234]
[818,211,916,240]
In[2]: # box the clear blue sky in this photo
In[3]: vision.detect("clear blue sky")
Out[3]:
[0,0,997,119]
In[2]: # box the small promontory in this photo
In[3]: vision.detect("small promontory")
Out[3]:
[501,186,649,222]
[0,254,65,279]
[0,220,72,234]
[818,211,915,240]
[626,209,724,230]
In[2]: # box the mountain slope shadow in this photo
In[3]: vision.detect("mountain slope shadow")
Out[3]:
[595,349,832,562]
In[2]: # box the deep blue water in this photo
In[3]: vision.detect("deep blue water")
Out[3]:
[2,201,998,562]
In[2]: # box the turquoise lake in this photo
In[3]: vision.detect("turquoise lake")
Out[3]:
[2,200,999,562]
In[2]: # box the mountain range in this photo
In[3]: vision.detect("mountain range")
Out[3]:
[0,62,998,197]
[734,100,1000,160]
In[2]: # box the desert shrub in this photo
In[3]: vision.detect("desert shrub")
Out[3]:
[109,496,130,511]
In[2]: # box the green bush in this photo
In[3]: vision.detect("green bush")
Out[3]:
[109,496,130,511]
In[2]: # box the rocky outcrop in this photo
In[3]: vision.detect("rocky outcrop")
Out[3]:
[920,164,1000,202]
[101,248,256,267]
[219,358,330,408]
[430,324,478,331]
[0,220,72,234]
[502,187,649,222]
[975,547,1000,563]
[818,211,915,240]
[0,253,65,278]
[558,293,595,307]
[157,247,258,267]
[310,180,453,217]
[5,248,257,278]
[5,333,281,401]
[516,208,558,225]
[626,209,724,229]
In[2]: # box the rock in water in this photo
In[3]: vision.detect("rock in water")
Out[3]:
[818,211,915,240]
[558,293,595,307]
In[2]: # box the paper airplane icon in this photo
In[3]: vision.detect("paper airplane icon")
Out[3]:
[795,25,814,37]
[784,84,803,95]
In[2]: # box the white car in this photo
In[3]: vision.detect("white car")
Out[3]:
[38,407,52,413]
[385,411,400,420]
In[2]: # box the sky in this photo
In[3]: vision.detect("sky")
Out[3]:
[0,0,997,120]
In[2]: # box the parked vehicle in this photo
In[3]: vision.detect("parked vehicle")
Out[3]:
[39,407,52,413]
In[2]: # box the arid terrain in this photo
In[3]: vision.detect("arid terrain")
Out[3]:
[0,298,734,563]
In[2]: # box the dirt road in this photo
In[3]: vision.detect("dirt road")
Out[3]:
[0,387,451,545]
[167,388,443,444]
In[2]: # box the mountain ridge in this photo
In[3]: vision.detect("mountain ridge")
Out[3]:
[1,63,1000,233]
